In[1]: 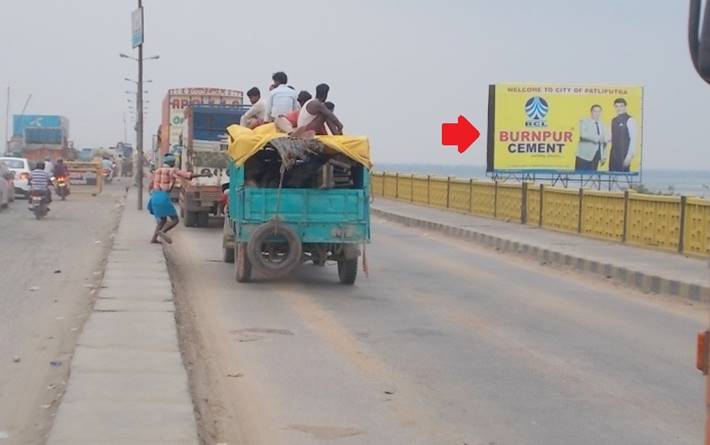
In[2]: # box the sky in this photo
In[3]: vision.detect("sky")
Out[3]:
[1,0,709,170]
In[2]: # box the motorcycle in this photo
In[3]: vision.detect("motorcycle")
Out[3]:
[29,191,49,220]
[102,168,113,184]
[53,176,70,200]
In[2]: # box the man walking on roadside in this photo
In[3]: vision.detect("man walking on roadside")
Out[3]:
[147,156,199,244]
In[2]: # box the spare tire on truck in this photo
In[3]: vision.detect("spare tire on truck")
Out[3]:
[246,220,302,278]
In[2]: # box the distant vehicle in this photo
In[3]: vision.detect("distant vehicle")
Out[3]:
[78,148,94,162]
[0,157,31,199]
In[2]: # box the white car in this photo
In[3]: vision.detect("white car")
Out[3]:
[0,157,31,198]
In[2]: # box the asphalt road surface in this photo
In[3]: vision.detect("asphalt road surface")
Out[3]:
[167,216,706,445]
[0,182,124,444]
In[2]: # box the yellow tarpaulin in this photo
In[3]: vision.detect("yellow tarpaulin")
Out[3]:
[226,123,372,168]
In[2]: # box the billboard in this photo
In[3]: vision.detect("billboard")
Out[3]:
[13,115,65,137]
[487,84,643,174]
[160,88,243,155]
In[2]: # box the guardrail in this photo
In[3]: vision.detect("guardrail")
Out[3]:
[371,172,710,257]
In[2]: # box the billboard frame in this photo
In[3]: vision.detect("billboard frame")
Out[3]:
[486,83,644,183]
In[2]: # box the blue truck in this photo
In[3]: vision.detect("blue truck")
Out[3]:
[178,104,250,227]
[222,128,371,284]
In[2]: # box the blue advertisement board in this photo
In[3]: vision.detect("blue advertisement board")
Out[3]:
[12,115,63,137]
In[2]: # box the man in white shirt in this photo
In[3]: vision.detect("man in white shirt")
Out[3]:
[609,98,637,172]
[240,87,266,129]
[264,71,300,132]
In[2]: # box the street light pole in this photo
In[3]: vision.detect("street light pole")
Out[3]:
[135,0,144,210]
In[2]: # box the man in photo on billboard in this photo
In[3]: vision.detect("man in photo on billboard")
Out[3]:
[609,98,637,172]
[576,104,608,171]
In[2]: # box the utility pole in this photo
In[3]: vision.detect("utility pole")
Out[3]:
[4,87,9,155]
[123,112,128,143]
[135,0,145,210]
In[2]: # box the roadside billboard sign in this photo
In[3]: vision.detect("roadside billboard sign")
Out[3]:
[12,115,64,137]
[131,7,143,48]
[487,83,644,174]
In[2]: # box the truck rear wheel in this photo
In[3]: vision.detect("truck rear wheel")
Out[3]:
[246,221,302,278]
[197,211,209,227]
[184,210,197,227]
[223,217,235,263]
[223,246,235,263]
[235,243,251,282]
[337,258,358,285]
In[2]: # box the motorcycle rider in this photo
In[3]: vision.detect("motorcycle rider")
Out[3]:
[52,158,71,197]
[53,158,69,178]
[29,161,52,208]
[101,156,114,182]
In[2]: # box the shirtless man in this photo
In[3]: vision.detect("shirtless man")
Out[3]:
[294,83,343,137]
[285,91,313,128]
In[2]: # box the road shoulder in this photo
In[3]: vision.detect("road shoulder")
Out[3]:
[46,192,198,445]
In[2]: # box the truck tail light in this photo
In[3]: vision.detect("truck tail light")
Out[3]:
[698,331,708,374]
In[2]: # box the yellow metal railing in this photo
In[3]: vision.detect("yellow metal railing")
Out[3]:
[371,171,710,257]
[684,198,710,256]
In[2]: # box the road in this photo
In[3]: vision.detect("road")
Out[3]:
[0,182,124,444]
[167,215,706,445]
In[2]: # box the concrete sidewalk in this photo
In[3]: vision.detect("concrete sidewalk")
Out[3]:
[372,198,710,302]
[47,193,198,444]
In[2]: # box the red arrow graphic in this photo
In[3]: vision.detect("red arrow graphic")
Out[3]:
[441,115,480,154]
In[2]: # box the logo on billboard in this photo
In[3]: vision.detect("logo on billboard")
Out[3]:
[524,96,548,128]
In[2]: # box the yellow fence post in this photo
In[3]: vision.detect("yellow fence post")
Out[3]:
[427,175,431,206]
[679,196,688,254]
[446,176,452,209]
[469,179,474,213]
[410,174,414,203]
[539,184,545,227]
[493,181,499,218]
[622,190,630,243]
[521,182,528,224]
[395,173,399,200]
[577,187,584,233]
